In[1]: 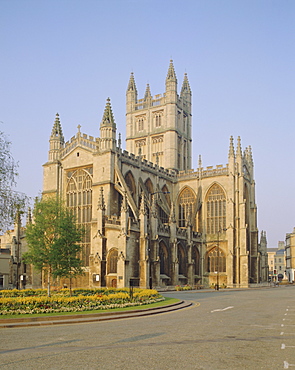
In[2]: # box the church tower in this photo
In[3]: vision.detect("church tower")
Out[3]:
[125,60,192,171]
[43,113,65,197]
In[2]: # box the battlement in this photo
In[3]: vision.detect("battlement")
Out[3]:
[135,93,166,111]
[60,132,97,158]
[119,148,176,179]
[177,164,229,180]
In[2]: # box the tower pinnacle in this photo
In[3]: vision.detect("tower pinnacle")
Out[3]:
[127,72,137,93]
[101,98,116,128]
[166,59,177,82]
[228,136,235,158]
[181,73,191,95]
[51,113,64,143]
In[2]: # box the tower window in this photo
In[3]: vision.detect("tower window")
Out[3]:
[138,118,144,131]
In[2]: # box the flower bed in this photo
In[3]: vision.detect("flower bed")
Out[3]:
[0,288,164,315]
[175,285,193,291]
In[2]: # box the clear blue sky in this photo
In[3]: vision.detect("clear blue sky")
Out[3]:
[1,0,294,247]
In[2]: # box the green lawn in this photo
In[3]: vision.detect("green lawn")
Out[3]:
[0,297,179,320]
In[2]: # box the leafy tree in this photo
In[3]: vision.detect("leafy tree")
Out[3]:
[0,130,28,232]
[51,208,84,296]
[23,197,84,296]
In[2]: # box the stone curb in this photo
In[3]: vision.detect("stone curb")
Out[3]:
[0,300,192,329]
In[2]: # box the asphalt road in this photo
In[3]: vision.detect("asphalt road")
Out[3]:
[1,286,295,370]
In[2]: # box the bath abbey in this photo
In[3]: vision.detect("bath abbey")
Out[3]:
[3,61,269,290]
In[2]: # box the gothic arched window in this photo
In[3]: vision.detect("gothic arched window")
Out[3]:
[159,242,169,276]
[193,245,200,276]
[178,187,195,228]
[107,249,118,274]
[66,168,92,266]
[178,244,186,275]
[125,171,136,203]
[206,184,226,234]
[138,118,144,131]
[208,247,226,273]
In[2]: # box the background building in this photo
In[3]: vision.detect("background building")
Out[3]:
[286,228,295,283]
[42,61,268,289]
[267,241,287,282]
[0,212,41,290]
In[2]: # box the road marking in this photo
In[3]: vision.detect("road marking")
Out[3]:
[251,324,277,329]
[284,360,295,368]
[282,343,295,349]
[281,332,295,335]
[211,306,234,313]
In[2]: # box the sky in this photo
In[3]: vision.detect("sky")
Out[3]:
[0,0,294,247]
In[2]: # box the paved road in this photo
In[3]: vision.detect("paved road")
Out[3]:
[1,286,295,369]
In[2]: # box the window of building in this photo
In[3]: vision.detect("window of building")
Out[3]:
[154,112,162,128]
[159,242,169,276]
[0,275,4,288]
[125,171,136,202]
[178,187,195,228]
[138,118,144,131]
[178,245,186,275]
[66,168,92,267]
[206,184,226,234]
[193,246,200,276]
[107,249,118,274]
[208,247,226,273]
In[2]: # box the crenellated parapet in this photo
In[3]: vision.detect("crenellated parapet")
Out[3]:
[119,148,177,179]
[177,164,229,180]
[60,131,98,158]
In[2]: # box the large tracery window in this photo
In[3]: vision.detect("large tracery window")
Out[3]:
[178,187,195,228]
[206,184,226,234]
[66,168,92,267]
[208,247,226,273]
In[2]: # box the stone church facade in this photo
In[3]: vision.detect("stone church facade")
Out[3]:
[43,61,268,289]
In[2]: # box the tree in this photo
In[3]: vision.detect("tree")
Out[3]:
[51,207,85,296]
[23,197,84,296]
[0,130,28,232]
